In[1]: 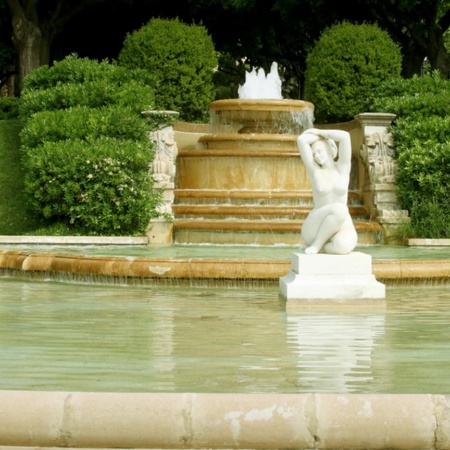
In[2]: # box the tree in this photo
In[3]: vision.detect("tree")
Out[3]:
[4,0,134,90]
[181,0,450,83]
[0,0,17,92]
[3,0,450,94]
[352,0,450,79]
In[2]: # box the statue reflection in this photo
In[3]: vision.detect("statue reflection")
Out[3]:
[286,311,385,392]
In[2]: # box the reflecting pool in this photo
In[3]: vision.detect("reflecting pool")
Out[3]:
[0,277,449,394]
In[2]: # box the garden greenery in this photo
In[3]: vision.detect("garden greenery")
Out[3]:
[305,22,402,123]
[370,72,450,238]
[20,55,161,236]
[118,18,218,122]
[0,97,19,119]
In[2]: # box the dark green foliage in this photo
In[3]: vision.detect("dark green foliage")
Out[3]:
[0,120,45,234]
[20,106,148,148]
[305,22,402,124]
[370,73,450,120]
[395,142,450,238]
[20,56,156,117]
[369,72,450,238]
[0,97,19,119]
[118,18,218,122]
[20,55,161,236]
[23,137,158,235]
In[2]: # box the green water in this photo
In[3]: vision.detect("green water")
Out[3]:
[0,243,448,260]
[0,277,449,394]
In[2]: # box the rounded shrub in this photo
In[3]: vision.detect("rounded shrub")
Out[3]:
[118,18,218,122]
[20,56,156,117]
[304,22,402,123]
[19,55,161,236]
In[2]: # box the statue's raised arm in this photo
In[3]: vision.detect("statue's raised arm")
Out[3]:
[296,128,357,255]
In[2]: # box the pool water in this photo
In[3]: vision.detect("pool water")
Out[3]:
[0,243,449,260]
[0,277,449,394]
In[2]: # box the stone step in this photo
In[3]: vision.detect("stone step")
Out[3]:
[172,204,369,220]
[173,219,383,245]
[174,189,363,206]
[197,133,297,151]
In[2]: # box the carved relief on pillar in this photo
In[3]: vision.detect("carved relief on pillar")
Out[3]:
[148,127,178,217]
[360,132,397,186]
[356,113,409,228]
[149,128,178,184]
[142,110,179,220]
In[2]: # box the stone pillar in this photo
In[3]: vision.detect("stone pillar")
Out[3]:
[141,110,179,244]
[356,113,410,240]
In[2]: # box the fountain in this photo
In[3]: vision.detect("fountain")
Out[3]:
[0,64,449,449]
[172,63,383,246]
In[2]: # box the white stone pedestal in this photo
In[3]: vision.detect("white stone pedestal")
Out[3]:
[279,252,385,306]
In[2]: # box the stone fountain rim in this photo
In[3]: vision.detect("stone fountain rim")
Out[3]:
[198,133,297,142]
[209,98,314,112]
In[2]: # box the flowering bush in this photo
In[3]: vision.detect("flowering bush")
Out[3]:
[23,138,159,234]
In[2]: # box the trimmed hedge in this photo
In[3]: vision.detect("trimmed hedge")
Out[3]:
[21,106,149,148]
[20,55,161,236]
[119,18,218,122]
[305,22,402,123]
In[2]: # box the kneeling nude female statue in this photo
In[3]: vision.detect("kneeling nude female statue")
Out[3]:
[297,128,357,255]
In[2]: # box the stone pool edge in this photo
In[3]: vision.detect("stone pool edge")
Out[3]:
[0,391,448,449]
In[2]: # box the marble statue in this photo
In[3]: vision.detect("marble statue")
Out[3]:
[297,128,357,255]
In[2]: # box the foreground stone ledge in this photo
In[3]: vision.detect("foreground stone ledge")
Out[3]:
[0,392,448,449]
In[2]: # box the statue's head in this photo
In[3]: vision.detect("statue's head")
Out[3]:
[311,138,337,165]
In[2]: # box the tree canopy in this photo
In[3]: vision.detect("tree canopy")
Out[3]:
[1,0,450,95]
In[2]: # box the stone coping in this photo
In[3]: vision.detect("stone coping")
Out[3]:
[0,236,149,245]
[409,238,450,246]
[0,391,448,449]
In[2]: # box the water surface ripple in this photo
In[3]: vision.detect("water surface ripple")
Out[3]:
[0,278,449,393]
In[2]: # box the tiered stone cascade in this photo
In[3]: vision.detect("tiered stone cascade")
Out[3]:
[173,100,383,245]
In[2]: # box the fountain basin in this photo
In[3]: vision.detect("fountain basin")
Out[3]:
[1,244,450,449]
[209,99,314,134]
[1,249,449,284]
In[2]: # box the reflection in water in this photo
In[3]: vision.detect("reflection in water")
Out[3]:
[0,278,449,393]
[287,313,385,392]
